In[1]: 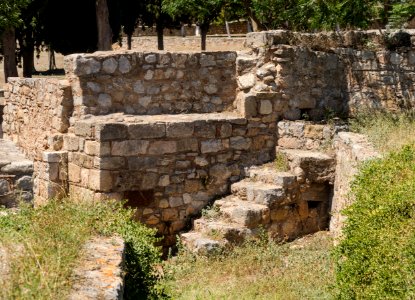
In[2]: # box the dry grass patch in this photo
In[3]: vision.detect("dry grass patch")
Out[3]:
[350,110,415,154]
[162,231,335,299]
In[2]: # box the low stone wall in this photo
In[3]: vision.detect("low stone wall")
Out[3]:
[241,30,415,120]
[117,36,247,52]
[330,132,379,239]
[64,112,275,245]
[277,120,348,151]
[68,236,125,300]
[64,51,237,121]
[2,78,73,160]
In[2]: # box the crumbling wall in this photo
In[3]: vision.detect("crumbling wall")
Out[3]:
[64,51,237,121]
[330,132,379,239]
[241,30,415,120]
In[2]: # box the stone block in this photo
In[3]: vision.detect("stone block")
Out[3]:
[94,157,126,170]
[128,123,166,139]
[42,151,68,163]
[166,123,194,138]
[259,100,273,115]
[177,139,198,152]
[169,196,183,208]
[68,163,81,183]
[238,73,256,90]
[95,123,128,141]
[111,140,149,156]
[201,139,224,154]
[88,170,113,192]
[230,136,252,150]
[148,141,177,155]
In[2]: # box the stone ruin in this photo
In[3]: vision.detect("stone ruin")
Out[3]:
[0,30,412,249]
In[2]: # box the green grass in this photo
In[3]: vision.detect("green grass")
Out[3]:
[0,199,162,300]
[349,110,415,154]
[162,232,335,300]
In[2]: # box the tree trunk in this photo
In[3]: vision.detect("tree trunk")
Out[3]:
[127,34,132,50]
[200,23,209,51]
[21,47,34,78]
[156,22,164,50]
[2,27,18,83]
[49,49,56,70]
[243,0,264,31]
[96,0,112,51]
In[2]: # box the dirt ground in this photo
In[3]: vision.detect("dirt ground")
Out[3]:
[0,52,65,89]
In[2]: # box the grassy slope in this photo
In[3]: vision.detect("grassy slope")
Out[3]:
[163,232,335,300]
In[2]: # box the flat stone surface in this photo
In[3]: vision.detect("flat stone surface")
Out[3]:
[78,112,245,126]
[0,140,32,167]
[180,232,227,256]
[68,236,125,300]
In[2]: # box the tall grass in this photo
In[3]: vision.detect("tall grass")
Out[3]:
[0,199,162,300]
[349,110,415,153]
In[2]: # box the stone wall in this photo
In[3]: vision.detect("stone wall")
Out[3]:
[277,120,348,151]
[2,78,73,160]
[117,36,247,52]
[64,113,274,245]
[241,30,415,120]
[330,132,379,239]
[64,51,237,121]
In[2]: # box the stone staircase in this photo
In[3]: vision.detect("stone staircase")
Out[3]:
[181,147,335,255]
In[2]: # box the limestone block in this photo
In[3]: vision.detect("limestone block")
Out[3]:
[237,73,256,90]
[169,196,183,208]
[88,170,113,192]
[158,175,170,187]
[259,100,273,115]
[94,157,126,170]
[148,141,177,155]
[166,123,194,138]
[230,136,252,150]
[201,139,224,154]
[118,56,131,73]
[111,140,149,156]
[95,124,128,141]
[102,57,118,74]
[68,163,81,183]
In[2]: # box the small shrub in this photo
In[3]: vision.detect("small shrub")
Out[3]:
[275,152,289,172]
[384,30,412,50]
[333,145,415,299]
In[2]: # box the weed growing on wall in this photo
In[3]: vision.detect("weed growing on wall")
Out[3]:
[334,145,415,299]
[0,199,165,300]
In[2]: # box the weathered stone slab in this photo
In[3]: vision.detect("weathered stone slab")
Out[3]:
[68,236,125,300]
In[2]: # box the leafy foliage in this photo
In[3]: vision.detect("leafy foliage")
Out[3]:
[0,0,30,30]
[334,145,415,299]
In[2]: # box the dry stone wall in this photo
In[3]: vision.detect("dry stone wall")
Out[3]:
[64,51,237,121]
[64,112,274,244]
[240,30,415,121]
[2,78,73,160]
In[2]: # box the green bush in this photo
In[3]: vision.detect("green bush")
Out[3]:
[0,199,165,299]
[334,145,415,299]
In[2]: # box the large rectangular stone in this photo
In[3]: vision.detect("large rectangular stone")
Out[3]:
[88,169,113,192]
[128,123,166,139]
[148,141,177,155]
[111,140,149,156]
[201,139,224,153]
[95,123,128,141]
[94,157,126,170]
[166,123,194,138]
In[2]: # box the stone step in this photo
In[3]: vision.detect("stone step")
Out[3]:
[230,179,287,207]
[180,232,228,255]
[247,166,297,187]
[193,218,256,244]
[214,198,270,228]
[278,148,335,183]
